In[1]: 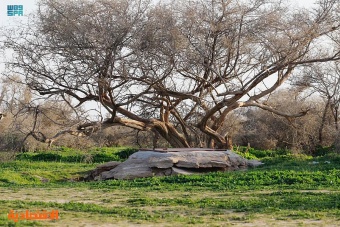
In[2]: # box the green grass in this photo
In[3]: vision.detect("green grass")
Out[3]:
[0,147,340,226]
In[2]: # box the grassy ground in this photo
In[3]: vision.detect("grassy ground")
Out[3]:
[0,147,339,226]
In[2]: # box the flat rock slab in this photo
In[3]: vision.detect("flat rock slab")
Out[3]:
[86,149,263,180]
[84,161,121,181]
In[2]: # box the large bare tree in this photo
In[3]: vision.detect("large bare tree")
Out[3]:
[2,0,340,148]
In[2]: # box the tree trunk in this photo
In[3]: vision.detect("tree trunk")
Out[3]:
[330,103,339,131]
[154,122,190,148]
[318,99,330,145]
[226,135,233,151]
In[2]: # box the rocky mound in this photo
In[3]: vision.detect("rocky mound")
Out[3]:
[84,148,263,180]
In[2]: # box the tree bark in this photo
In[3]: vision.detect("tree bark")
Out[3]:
[319,99,330,145]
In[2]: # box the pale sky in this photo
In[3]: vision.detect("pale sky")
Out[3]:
[0,0,37,26]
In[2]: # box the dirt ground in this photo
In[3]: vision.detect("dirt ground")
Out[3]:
[1,187,340,226]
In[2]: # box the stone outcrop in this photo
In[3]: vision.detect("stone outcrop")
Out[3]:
[85,161,121,181]
[84,148,263,181]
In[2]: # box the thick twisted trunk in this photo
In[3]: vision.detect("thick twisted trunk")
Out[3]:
[152,120,190,148]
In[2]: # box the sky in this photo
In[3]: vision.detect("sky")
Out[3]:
[0,0,37,74]
[0,0,37,26]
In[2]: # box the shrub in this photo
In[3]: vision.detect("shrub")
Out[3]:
[14,147,139,163]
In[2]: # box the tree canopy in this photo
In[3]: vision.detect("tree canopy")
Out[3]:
[2,0,340,148]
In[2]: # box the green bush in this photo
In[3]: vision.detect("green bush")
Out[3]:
[235,146,292,159]
[0,133,25,151]
[115,148,138,159]
[314,145,335,157]
[234,150,258,160]
[14,147,138,163]
[315,151,340,163]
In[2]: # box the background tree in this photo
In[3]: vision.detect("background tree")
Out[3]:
[2,0,340,148]
[0,75,97,151]
[237,89,328,153]
[293,62,340,145]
